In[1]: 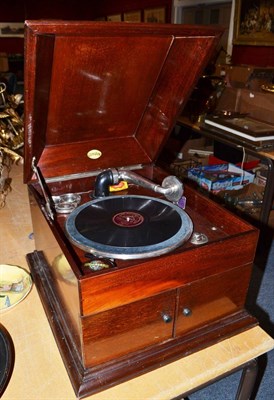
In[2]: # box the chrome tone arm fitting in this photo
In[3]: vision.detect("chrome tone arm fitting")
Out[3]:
[94,168,183,202]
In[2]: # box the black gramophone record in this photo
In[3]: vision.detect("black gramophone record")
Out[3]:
[65,195,193,259]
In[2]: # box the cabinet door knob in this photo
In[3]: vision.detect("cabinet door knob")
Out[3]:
[161,313,172,323]
[182,307,192,317]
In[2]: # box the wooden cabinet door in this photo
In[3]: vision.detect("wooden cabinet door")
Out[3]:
[82,290,176,367]
[176,264,252,336]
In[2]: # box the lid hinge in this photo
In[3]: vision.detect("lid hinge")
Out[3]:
[31,157,54,221]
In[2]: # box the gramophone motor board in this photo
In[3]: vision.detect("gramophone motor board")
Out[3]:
[27,165,258,397]
[24,21,258,398]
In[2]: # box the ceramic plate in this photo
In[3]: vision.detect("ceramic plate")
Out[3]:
[0,264,32,311]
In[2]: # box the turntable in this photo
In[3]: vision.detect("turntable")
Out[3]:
[65,194,193,260]
[24,21,258,398]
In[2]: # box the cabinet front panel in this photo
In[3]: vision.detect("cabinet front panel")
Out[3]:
[176,264,252,336]
[82,290,176,366]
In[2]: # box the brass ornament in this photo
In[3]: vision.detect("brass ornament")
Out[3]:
[0,82,24,207]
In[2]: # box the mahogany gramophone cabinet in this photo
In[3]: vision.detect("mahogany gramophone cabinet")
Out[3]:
[24,21,258,398]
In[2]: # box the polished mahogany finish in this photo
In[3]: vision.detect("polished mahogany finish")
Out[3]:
[24,20,223,182]
[24,21,258,398]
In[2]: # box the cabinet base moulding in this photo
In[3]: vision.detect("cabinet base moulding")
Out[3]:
[27,251,257,399]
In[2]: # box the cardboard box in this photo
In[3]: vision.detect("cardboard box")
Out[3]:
[216,87,274,125]
[179,137,206,157]
[187,163,254,193]
[215,64,253,88]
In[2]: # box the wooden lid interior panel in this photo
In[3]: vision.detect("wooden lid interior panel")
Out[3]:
[24,21,223,181]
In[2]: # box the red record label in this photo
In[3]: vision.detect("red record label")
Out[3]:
[112,211,144,228]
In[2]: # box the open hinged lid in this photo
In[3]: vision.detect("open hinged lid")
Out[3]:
[24,20,222,183]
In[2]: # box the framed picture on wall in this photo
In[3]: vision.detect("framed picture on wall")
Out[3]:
[0,23,24,37]
[124,11,142,22]
[144,7,166,23]
[234,0,274,45]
